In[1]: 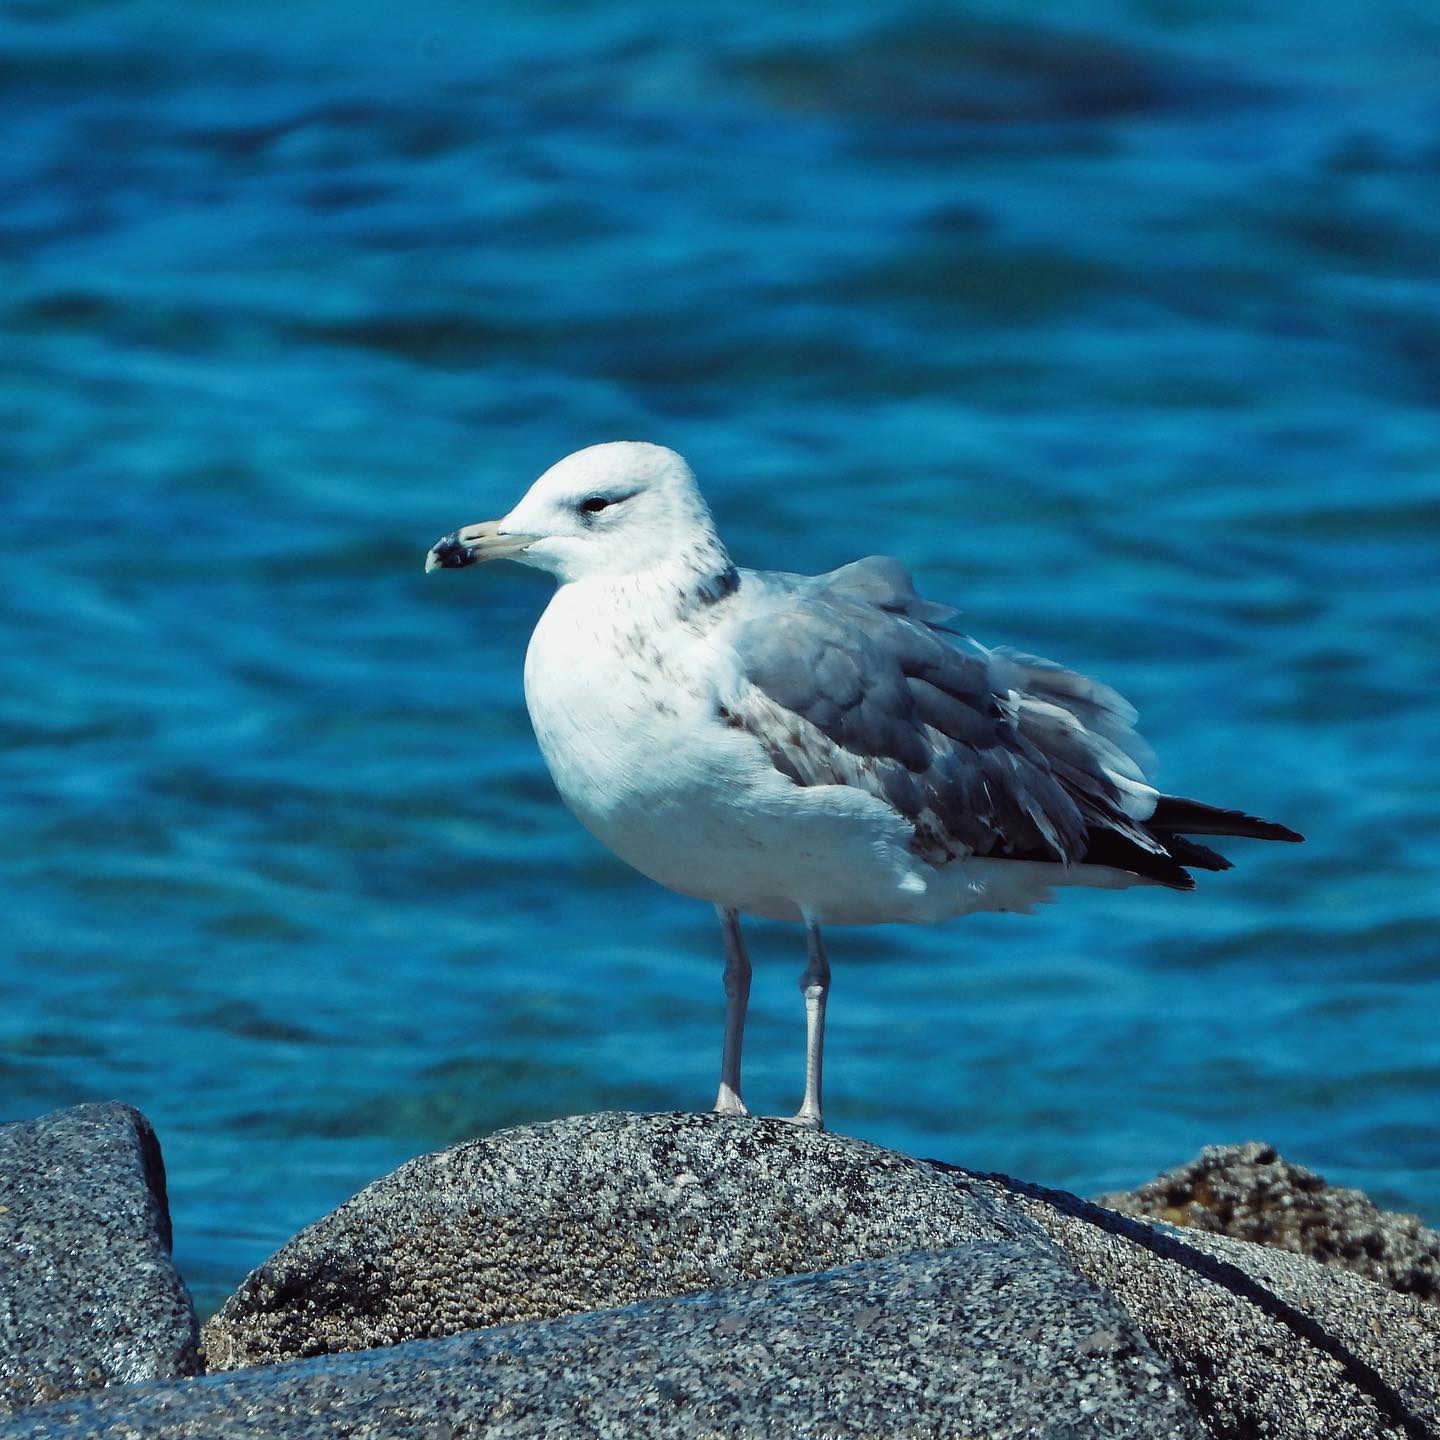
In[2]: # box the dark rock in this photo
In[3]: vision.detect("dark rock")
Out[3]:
[0,1103,201,1414]
[200,1112,1440,1440]
[202,1109,1040,1369]
[974,1167,1440,1440]
[4,1109,1424,1438]
[0,1245,1206,1440]
[1095,1141,1440,1302]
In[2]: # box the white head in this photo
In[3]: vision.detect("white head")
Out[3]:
[426,441,730,588]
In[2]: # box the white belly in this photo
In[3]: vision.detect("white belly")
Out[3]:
[521,582,1146,925]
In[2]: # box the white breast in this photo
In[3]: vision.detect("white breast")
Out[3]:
[524,579,723,829]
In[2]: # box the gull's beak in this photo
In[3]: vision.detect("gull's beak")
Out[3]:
[424,520,538,573]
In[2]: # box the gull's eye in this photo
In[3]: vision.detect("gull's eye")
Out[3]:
[579,496,612,514]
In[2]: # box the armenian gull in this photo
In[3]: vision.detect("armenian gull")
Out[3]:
[426,441,1302,1129]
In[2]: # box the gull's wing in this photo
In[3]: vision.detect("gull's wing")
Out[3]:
[721,557,1296,886]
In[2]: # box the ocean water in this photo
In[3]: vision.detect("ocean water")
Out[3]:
[2,0,1438,1315]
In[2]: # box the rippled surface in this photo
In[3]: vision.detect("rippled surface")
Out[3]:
[3,0,1438,1313]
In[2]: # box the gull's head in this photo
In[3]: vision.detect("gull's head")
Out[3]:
[425,441,723,586]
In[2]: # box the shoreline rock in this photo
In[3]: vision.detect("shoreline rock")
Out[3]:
[0,1103,201,1416]
[5,1244,1206,1440]
[3,1105,1437,1438]
[198,1110,1440,1437]
[200,1109,1044,1370]
[1097,1140,1440,1302]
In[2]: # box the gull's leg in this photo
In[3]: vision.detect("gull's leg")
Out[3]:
[786,911,830,1130]
[713,905,751,1117]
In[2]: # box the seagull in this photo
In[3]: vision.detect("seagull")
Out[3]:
[426,441,1302,1130]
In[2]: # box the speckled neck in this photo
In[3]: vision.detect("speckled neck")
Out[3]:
[659,531,739,622]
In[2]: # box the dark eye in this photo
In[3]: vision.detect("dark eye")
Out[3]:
[579,496,612,514]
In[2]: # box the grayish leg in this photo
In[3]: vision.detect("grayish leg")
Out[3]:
[713,905,751,1117]
[787,912,830,1130]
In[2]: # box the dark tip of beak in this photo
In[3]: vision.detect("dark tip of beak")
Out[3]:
[425,533,478,572]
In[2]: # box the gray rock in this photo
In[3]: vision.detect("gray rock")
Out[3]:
[199,1111,1440,1440]
[0,1102,201,1415]
[966,1166,1440,1440]
[1095,1141,1440,1303]
[1,1245,1206,1439]
[202,1109,1042,1370]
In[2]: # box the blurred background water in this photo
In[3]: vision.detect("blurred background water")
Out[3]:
[2,0,1438,1314]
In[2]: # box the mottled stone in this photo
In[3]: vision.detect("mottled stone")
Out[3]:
[4,1245,1205,1439]
[0,1103,201,1415]
[1096,1141,1440,1302]
[199,1111,1440,1440]
[202,1109,1043,1369]
[964,1166,1440,1440]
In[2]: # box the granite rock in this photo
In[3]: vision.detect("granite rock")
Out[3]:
[200,1111,1440,1440]
[0,1102,201,1415]
[202,1108,1044,1369]
[9,1107,1436,1439]
[1096,1141,1440,1303]
[966,1166,1440,1440]
[1,1244,1206,1440]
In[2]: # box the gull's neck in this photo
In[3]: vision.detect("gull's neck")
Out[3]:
[569,531,739,625]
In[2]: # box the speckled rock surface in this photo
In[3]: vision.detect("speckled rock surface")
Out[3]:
[960,1166,1440,1440]
[202,1109,1044,1370]
[5,1244,1207,1440]
[0,1103,201,1415]
[200,1111,1440,1440]
[1096,1141,1440,1303]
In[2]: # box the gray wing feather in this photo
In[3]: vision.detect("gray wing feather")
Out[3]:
[818,554,960,627]
[993,647,1155,781]
[727,559,1157,868]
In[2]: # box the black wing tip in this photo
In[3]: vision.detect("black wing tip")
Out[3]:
[1151,796,1306,846]
[1220,815,1305,845]
[1077,829,1198,889]
[1206,813,1305,845]
[1164,835,1234,873]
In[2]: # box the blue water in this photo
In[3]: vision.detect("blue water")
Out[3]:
[3,0,1439,1314]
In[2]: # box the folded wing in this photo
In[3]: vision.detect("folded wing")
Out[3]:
[722,557,1300,888]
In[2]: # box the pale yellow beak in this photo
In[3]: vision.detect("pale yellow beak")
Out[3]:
[424,520,538,572]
